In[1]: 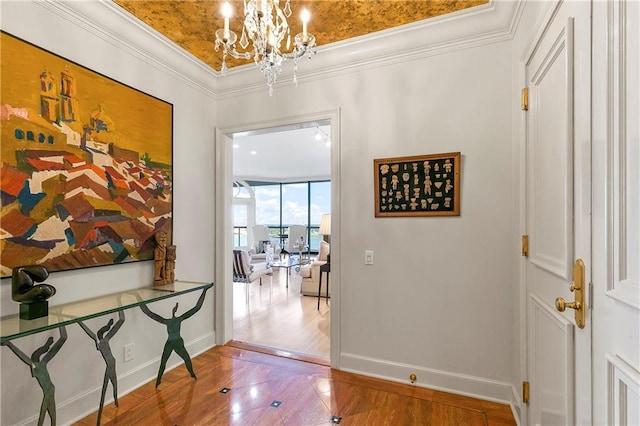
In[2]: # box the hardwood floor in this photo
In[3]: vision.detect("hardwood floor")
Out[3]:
[233,268,330,361]
[74,270,516,425]
[74,345,516,425]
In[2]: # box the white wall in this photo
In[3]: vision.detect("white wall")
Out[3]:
[0,2,217,425]
[218,35,516,401]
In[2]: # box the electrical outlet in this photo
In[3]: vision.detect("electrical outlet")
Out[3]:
[124,343,135,362]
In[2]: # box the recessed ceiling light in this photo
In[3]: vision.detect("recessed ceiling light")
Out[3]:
[250,150,257,155]
[325,141,331,147]
[233,144,240,148]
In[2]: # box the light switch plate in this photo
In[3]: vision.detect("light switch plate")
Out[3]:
[365,250,374,265]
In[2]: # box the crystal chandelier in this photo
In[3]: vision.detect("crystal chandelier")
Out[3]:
[215,0,317,95]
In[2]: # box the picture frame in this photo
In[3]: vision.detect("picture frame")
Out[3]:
[374,152,461,217]
[0,32,173,277]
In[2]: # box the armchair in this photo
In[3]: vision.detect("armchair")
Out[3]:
[250,224,279,261]
[300,241,330,296]
[232,249,273,303]
[285,225,307,256]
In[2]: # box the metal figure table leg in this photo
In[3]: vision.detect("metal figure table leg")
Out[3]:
[78,311,125,425]
[1,326,67,426]
[139,288,209,388]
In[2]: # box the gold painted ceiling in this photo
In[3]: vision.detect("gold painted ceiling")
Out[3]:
[115,0,488,72]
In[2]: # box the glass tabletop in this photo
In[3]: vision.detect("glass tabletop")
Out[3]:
[270,258,300,268]
[0,280,213,343]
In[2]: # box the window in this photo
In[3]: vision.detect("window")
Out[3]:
[233,204,248,247]
[309,181,331,251]
[236,181,330,253]
[254,184,281,230]
[282,183,309,229]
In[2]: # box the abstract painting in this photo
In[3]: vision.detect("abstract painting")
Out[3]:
[0,32,173,277]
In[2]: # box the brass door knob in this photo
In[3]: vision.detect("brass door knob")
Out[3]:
[555,297,581,312]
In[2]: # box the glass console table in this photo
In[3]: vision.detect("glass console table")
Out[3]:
[0,280,213,426]
[0,280,212,343]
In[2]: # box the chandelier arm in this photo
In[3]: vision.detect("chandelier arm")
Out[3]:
[226,48,254,61]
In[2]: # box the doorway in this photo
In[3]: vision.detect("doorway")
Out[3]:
[214,111,341,367]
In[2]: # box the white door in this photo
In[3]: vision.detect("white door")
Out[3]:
[523,1,591,424]
[592,1,640,424]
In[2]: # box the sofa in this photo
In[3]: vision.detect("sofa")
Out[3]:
[300,241,330,297]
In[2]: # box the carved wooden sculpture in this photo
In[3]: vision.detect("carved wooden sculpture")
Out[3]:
[165,245,176,284]
[153,232,167,286]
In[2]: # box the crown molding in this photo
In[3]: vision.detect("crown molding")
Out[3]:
[3,0,523,99]
[216,0,524,98]
[30,0,218,98]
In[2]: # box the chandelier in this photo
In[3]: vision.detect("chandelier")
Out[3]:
[215,0,317,95]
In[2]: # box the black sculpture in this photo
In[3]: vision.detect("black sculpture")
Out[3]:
[2,326,67,426]
[12,265,57,320]
[139,288,208,387]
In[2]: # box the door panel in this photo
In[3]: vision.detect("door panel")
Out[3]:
[592,0,640,423]
[528,19,573,280]
[529,294,574,425]
[524,1,591,424]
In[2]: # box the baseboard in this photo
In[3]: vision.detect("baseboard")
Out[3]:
[227,340,330,366]
[340,352,514,406]
[510,384,523,425]
[50,332,216,426]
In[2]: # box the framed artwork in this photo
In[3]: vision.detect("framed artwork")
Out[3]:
[374,152,461,217]
[0,32,173,278]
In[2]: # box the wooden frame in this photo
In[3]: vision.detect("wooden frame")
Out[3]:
[374,152,461,217]
[0,32,173,277]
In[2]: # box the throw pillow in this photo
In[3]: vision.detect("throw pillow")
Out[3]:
[318,240,330,261]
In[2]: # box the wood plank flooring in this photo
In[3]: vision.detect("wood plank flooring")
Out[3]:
[74,269,516,425]
[233,268,330,361]
[74,345,516,425]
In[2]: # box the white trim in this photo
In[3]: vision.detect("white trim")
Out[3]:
[339,352,515,405]
[6,0,523,99]
[215,0,523,97]
[606,353,640,425]
[510,385,523,426]
[606,0,640,310]
[31,0,218,97]
[215,109,342,369]
[528,293,575,426]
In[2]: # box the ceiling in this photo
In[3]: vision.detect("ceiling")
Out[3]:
[114,0,488,73]
[232,124,331,182]
[113,1,487,181]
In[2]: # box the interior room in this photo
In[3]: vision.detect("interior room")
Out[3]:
[231,124,332,361]
[1,1,638,425]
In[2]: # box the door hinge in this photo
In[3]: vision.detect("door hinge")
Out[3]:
[522,235,529,257]
[521,88,529,111]
[523,381,530,404]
